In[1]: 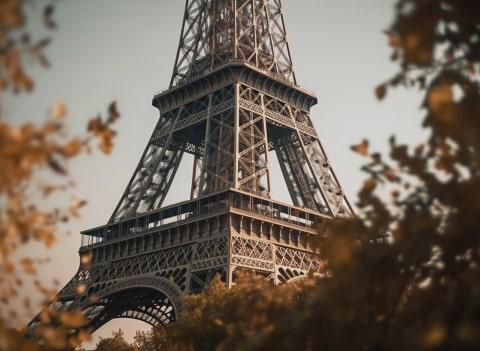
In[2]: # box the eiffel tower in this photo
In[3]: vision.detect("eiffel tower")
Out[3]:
[30,0,352,335]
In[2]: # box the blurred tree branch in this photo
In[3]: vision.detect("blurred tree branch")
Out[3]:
[0,1,120,350]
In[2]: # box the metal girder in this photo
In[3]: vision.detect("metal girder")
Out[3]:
[109,110,185,223]
[170,0,296,87]
[275,138,315,209]
[233,84,352,217]
[84,289,176,331]
[236,84,272,196]
[195,86,237,195]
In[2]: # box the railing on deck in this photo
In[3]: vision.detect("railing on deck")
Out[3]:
[80,190,327,250]
[155,60,315,98]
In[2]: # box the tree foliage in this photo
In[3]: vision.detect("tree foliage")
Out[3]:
[131,275,310,351]
[95,330,135,351]
[0,1,119,350]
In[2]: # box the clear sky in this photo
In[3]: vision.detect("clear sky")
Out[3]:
[7,0,426,347]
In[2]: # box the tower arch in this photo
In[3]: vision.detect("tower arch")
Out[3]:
[79,276,183,332]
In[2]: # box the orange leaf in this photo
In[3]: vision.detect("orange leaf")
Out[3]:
[428,84,453,113]
[423,324,446,348]
[76,284,87,295]
[70,198,87,217]
[384,169,397,181]
[51,101,67,119]
[61,139,83,157]
[58,310,88,329]
[20,258,37,275]
[375,84,387,100]
[363,178,377,193]
[107,101,120,123]
[39,327,67,350]
[80,251,93,266]
[427,83,458,123]
[350,139,369,156]
[385,31,402,48]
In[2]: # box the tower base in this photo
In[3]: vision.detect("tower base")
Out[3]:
[29,190,326,333]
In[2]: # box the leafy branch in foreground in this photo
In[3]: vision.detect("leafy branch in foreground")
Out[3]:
[0,101,121,350]
[0,1,121,350]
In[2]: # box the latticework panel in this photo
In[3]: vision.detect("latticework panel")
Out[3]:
[230,234,323,285]
[236,86,271,196]
[191,236,228,271]
[110,107,186,222]
[275,246,323,284]
[275,246,322,272]
[232,236,273,261]
[84,288,176,331]
[197,92,237,195]
[171,0,296,87]
[89,245,192,285]
[236,84,351,216]
[29,276,183,338]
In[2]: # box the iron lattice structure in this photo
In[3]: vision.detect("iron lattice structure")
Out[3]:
[29,0,352,338]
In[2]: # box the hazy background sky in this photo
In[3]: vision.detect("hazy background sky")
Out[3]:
[7,0,426,347]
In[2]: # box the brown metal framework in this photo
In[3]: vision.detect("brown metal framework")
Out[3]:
[170,0,296,87]
[28,0,352,340]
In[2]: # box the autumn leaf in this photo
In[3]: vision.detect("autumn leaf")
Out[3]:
[76,284,87,295]
[33,38,51,50]
[32,38,52,67]
[87,116,102,133]
[351,139,370,156]
[98,129,117,154]
[108,101,120,123]
[51,101,67,119]
[60,139,83,157]
[423,324,446,348]
[213,318,224,327]
[362,178,377,194]
[89,294,100,303]
[43,5,57,29]
[385,31,402,48]
[428,84,452,110]
[68,329,92,349]
[402,32,434,66]
[48,156,67,175]
[391,189,400,198]
[38,327,67,350]
[39,308,53,323]
[20,258,37,275]
[87,107,120,154]
[375,84,387,100]
[80,251,93,266]
[58,310,88,329]
[383,168,397,181]
[391,1,437,67]
[70,198,88,217]
[427,83,458,123]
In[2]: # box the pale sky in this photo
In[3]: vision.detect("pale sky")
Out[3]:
[7,0,425,347]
